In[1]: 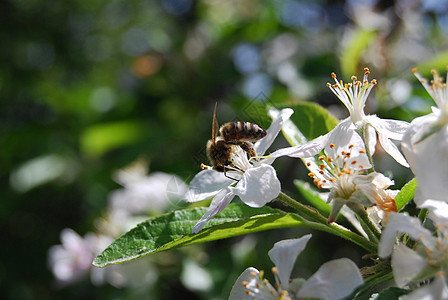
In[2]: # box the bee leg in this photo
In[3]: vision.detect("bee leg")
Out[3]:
[223,169,239,181]
[235,141,258,160]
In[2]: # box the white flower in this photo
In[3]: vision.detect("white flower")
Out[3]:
[184,108,294,233]
[285,68,409,167]
[302,121,396,222]
[379,202,448,299]
[402,68,448,206]
[229,234,363,300]
[48,229,98,286]
[48,228,157,288]
[111,161,187,214]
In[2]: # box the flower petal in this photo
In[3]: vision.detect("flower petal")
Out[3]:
[420,200,448,224]
[296,258,363,300]
[184,169,234,202]
[268,135,328,160]
[231,164,280,207]
[391,243,428,288]
[402,120,448,204]
[254,108,294,155]
[192,188,235,233]
[378,132,409,167]
[401,276,448,300]
[379,213,435,258]
[267,234,312,290]
[229,267,276,300]
[367,115,409,141]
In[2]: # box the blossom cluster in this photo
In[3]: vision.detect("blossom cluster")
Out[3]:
[183,67,448,298]
[48,160,187,288]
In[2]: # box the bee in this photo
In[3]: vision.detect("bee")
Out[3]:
[203,103,267,177]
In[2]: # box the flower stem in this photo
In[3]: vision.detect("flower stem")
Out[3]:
[277,192,377,253]
[347,202,381,243]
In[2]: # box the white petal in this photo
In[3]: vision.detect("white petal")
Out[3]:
[267,234,312,290]
[229,267,276,300]
[231,164,280,207]
[192,188,235,233]
[420,200,448,224]
[184,169,233,202]
[325,119,372,169]
[401,276,448,300]
[379,213,435,258]
[367,116,409,141]
[254,108,294,155]
[378,132,409,167]
[296,258,363,300]
[391,243,428,288]
[406,124,448,203]
[269,135,328,160]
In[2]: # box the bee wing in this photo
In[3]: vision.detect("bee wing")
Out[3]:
[212,102,219,146]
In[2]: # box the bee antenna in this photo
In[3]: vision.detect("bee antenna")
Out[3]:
[212,102,219,146]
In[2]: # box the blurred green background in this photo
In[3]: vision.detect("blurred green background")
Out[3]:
[2,0,448,299]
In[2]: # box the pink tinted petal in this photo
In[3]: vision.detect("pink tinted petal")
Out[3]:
[297,258,363,300]
[267,234,312,290]
[192,188,235,233]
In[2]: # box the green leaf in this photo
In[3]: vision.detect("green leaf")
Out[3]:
[395,178,416,211]
[93,203,304,267]
[294,179,331,217]
[340,29,377,78]
[80,120,148,157]
[276,102,339,147]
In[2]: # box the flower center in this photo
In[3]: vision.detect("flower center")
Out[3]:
[241,269,292,300]
[307,144,367,201]
[327,67,377,124]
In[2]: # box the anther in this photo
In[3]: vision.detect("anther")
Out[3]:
[411,68,417,74]
[351,160,357,165]
[327,157,333,163]
[318,155,325,161]
[319,164,326,170]
[307,162,311,166]
[331,72,337,78]
[330,143,335,148]
[359,149,366,153]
